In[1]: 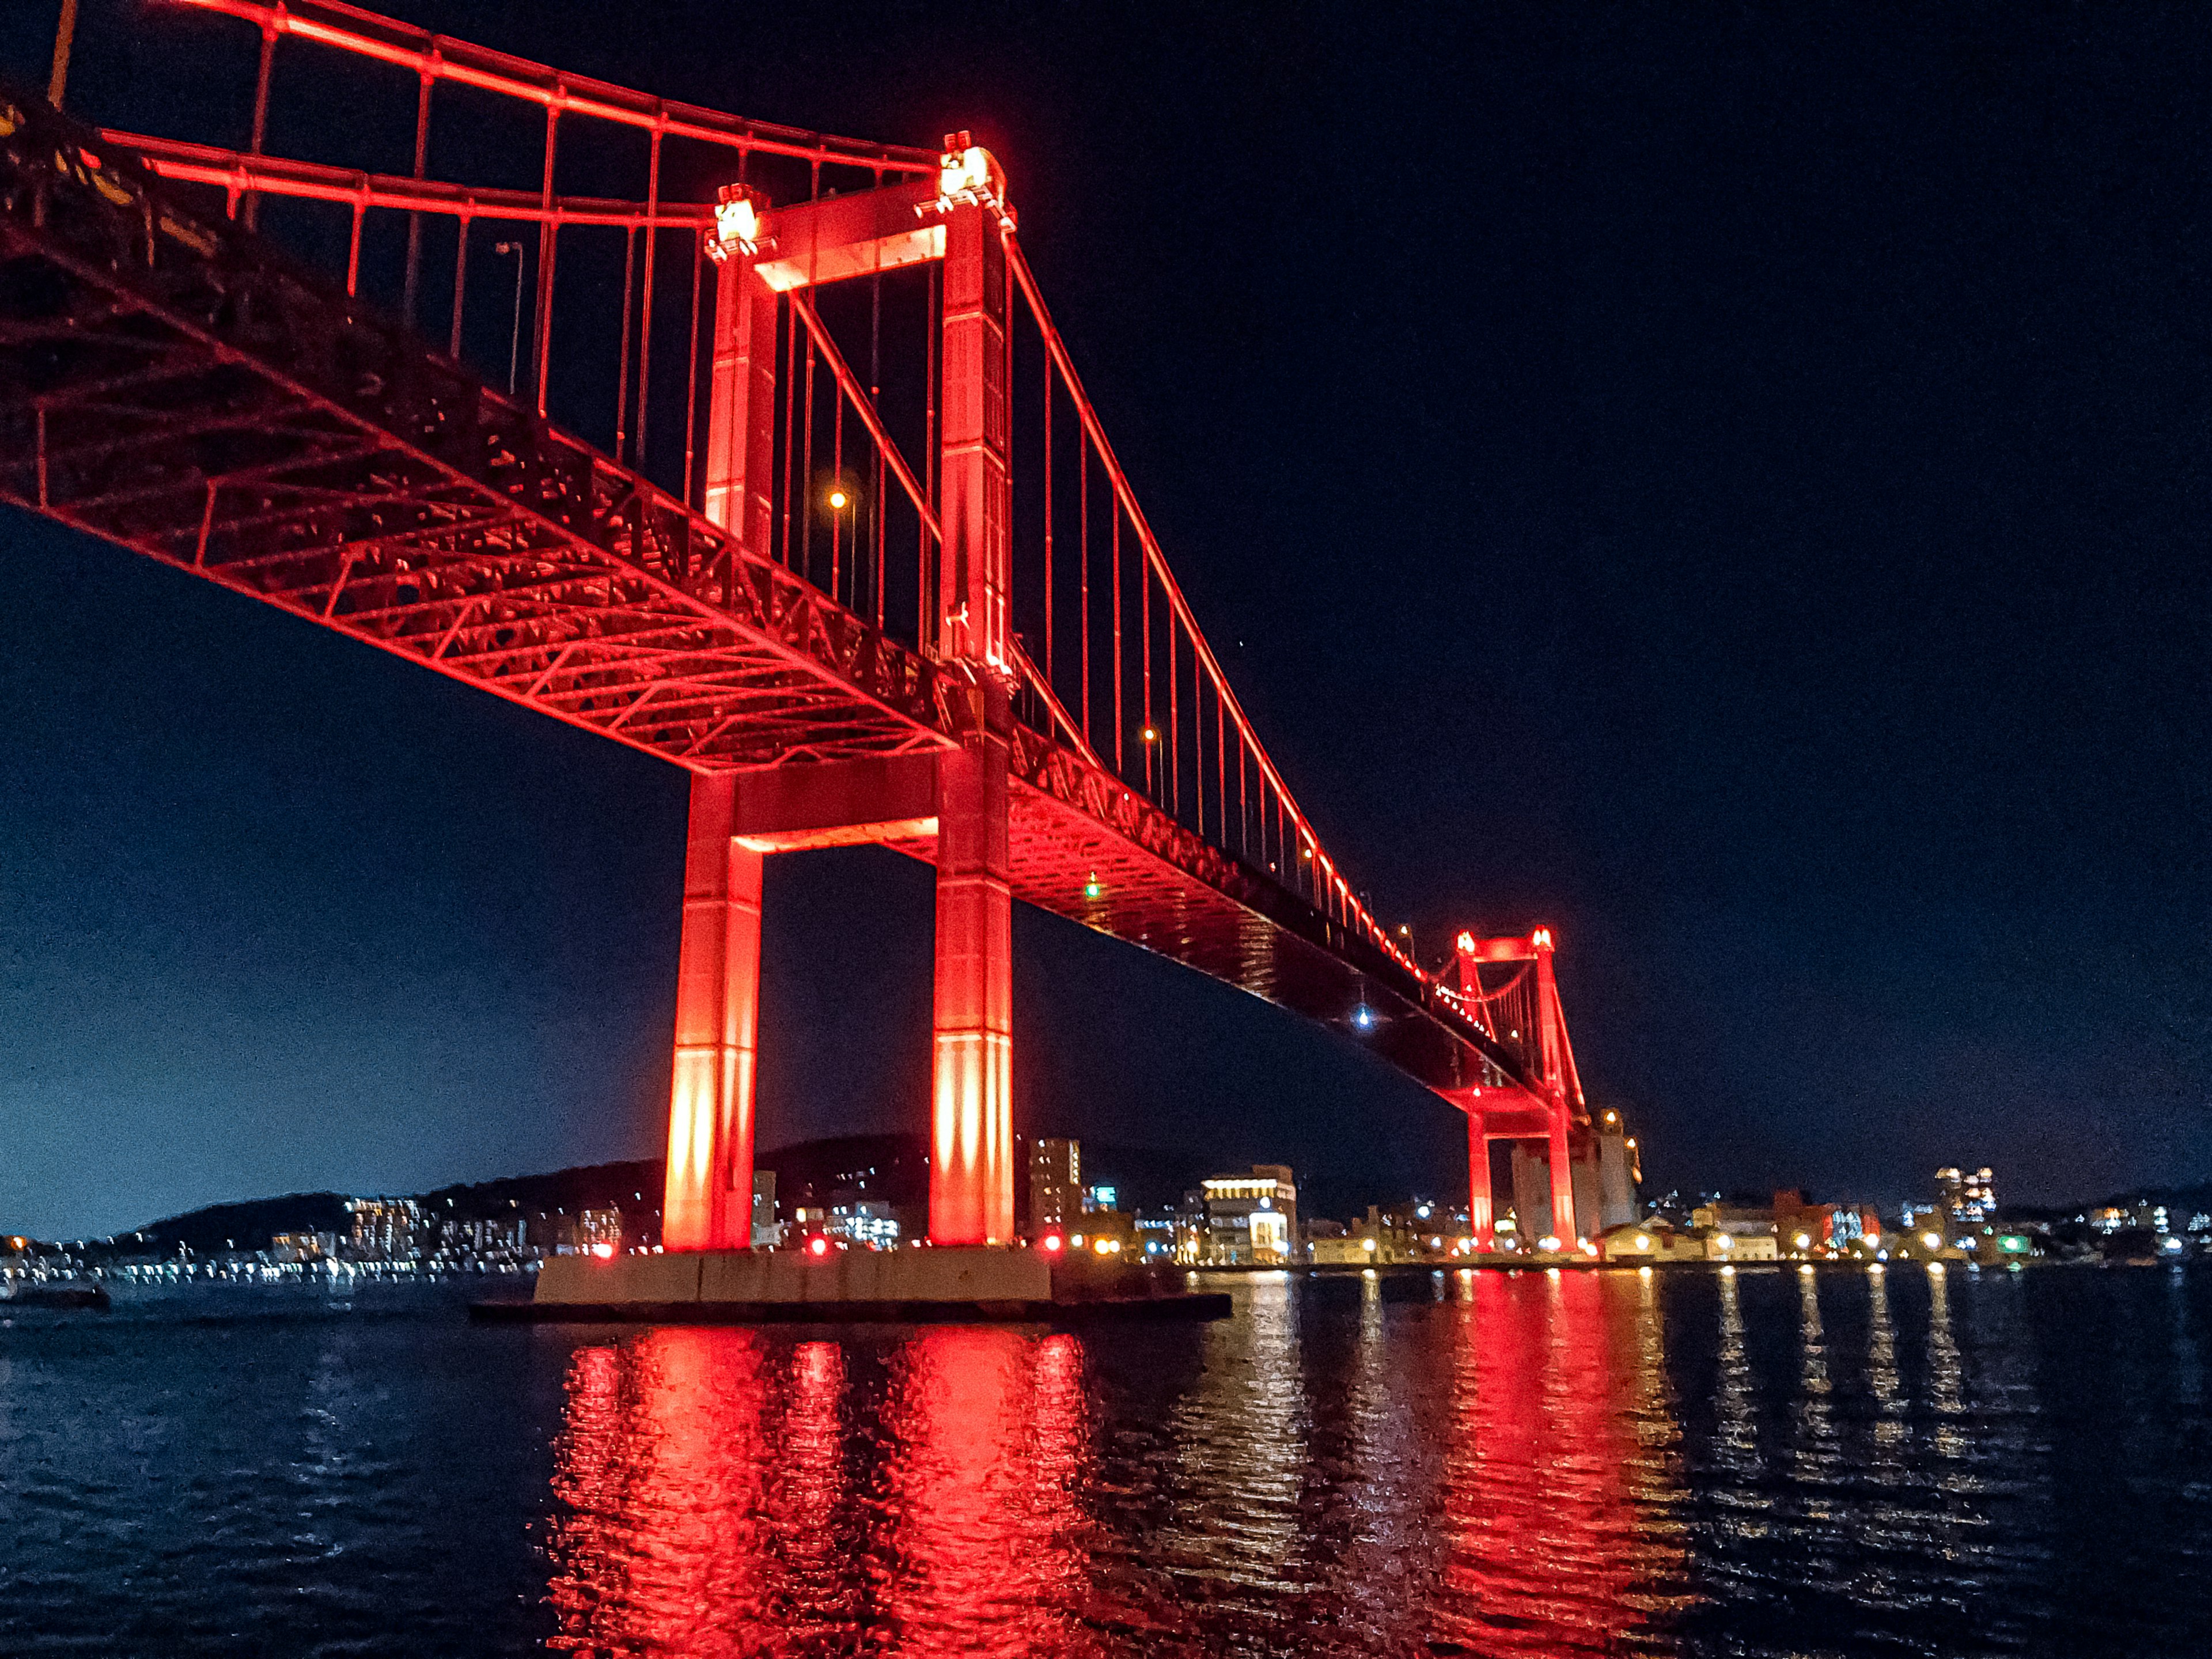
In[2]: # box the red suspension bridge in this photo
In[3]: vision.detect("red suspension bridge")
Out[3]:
[0,0,1634,1253]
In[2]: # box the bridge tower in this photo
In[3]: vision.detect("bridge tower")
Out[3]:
[927,139,1018,1246]
[661,142,1018,1251]
[1442,929,1584,1250]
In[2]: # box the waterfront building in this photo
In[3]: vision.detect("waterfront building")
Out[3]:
[1773,1191,1882,1255]
[751,1171,779,1247]
[1702,1229,1779,1261]
[1305,1219,1372,1266]
[1685,1199,1781,1260]
[346,1196,421,1261]
[1597,1219,1707,1263]
[1936,1166,1997,1232]
[1177,1166,1299,1264]
[577,1207,623,1255]
[767,1134,928,1245]
[1029,1138,1082,1236]
[1132,1211,1176,1259]
[463,1216,527,1256]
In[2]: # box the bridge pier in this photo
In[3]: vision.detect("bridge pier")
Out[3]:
[1465,1115,1495,1249]
[1547,1107,1578,1243]
[929,696,1016,1245]
[662,773,762,1252]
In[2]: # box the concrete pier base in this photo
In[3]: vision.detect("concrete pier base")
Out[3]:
[539,1245,1049,1309]
[474,1247,1230,1327]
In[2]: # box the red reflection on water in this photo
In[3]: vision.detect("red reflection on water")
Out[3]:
[548,1327,772,1655]
[877,1327,1099,1658]
[1429,1271,1687,1654]
[547,1326,1096,1657]
[768,1340,850,1638]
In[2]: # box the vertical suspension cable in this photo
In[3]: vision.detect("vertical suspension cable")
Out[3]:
[448,214,469,358]
[1078,421,1090,743]
[1111,498,1124,774]
[635,127,661,471]
[613,225,635,463]
[831,384,843,601]
[923,262,937,651]
[781,296,797,566]
[1042,346,1052,686]
[1141,547,1152,793]
[1238,740,1247,858]
[532,105,559,416]
[682,230,702,510]
[1217,694,1228,850]
[243,18,275,229]
[870,255,884,628]
[1194,646,1212,836]
[402,69,431,327]
[1167,612,1179,817]
[802,158,820,588]
[801,332,816,584]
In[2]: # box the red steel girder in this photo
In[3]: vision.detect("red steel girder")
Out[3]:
[0,93,954,772]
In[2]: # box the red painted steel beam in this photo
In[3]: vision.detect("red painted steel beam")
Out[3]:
[162,0,938,174]
[101,130,714,232]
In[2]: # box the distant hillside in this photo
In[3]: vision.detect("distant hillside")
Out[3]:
[112,1141,1207,1256]
[132,1192,352,1255]
[415,1158,666,1224]
[2090,1184,2212,1217]
[122,1160,668,1255]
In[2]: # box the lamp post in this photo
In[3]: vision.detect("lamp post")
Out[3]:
[49,0,77,109]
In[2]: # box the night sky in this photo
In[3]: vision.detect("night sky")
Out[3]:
[2,1,2207,1240]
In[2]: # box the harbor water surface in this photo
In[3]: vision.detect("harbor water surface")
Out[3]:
[2,1264,2207,1656]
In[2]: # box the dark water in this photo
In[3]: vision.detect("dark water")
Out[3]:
[2,1264,2208,1656]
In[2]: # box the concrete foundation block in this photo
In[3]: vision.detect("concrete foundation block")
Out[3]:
[533,1246,1051,1308]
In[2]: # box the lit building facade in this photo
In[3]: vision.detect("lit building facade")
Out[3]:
[1936,1166,1997,1232]
[752,1171,780,1248]
[1029,1138,1082,1236]
[577,1207,623,1254]
[346,1197,421,1260]
[1178,1166,1298,1265]
[1773,1190,1883,1255]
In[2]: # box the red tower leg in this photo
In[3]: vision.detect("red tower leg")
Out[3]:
[930,710,1014,1244]
[1534,935,1578,1242]
[661,772,762,1251]
[928,161,1016,1245]
[1467,1113,1494,1250]
[1547,1103,1577,1244]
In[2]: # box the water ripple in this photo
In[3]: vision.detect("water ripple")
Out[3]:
[3,1271,2211,1654]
